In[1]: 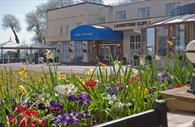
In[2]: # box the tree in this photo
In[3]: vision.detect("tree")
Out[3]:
[26,11,46,43]
[2,14,21,43]
[47,0,75,9]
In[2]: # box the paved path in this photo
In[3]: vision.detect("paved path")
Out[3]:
[0,63,138,74]
[0,63,98,74]
[168,111,195,127]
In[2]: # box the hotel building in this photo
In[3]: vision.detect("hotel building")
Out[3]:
[46,0,195,65]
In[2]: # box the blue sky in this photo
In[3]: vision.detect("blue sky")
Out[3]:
[0,0,47,43]
[0,0,115,43]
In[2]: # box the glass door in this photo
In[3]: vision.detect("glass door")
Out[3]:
[74,42,83,61]
[99,45,117,63]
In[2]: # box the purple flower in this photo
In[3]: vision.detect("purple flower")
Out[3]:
[50,100,57,107]
[50,101,63,113]
[68,95,78,101]
[58,103,63,113]
[55,115,63,124]
[78,93,91,105]
[107,87,116,95]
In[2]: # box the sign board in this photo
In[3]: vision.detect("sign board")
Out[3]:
[99,17,169,31]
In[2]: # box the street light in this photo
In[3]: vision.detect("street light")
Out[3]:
[186,40,195,94]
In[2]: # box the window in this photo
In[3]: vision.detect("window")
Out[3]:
[62,42,70,60]
[60,26,63,35]
[76,22,82,25]
[116,10,126,21]
[138,7,150,18]
[100,17,105,23]
[65,25,69,34]
[136,35,141,42]
[130,36,135,42]
[166,2,180,16]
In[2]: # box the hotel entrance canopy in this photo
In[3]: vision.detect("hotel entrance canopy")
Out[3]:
[152,14,195,26]
[71,25,123,41]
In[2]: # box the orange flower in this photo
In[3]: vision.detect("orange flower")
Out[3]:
[84,80,97,89]
[129,75,140,84]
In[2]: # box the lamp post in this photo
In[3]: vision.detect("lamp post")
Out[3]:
[186,40,195,94]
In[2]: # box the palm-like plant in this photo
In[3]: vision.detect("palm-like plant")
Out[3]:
[2,14,21,43]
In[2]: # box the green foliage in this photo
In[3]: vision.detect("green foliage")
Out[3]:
[0,54,193,126]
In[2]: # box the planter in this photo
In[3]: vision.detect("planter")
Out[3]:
[93,100,168,127]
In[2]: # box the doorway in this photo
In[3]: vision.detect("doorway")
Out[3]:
[99,44,118,63]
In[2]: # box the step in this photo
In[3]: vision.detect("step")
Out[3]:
[160,86,195,112]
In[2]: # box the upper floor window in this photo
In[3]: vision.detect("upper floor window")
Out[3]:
[76,22,82,25]
[60,26,63,35]
[100,17,105,23]
[166,2,180,16]
[116,10,126,21]
[138,7,150,18]
[65,25,69,34]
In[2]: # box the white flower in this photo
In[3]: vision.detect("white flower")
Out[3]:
[54,84,77,96]
[115,102,124,109]
[104,95,117,102]
[109,101,114,105]
[45,49,54,60]
[127,103,132,107]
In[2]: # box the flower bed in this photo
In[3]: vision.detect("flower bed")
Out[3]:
[0,54,193,126]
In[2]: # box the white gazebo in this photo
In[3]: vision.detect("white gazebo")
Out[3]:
[0,38,56,64]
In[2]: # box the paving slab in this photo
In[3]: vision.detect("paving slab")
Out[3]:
[168,111,195,127]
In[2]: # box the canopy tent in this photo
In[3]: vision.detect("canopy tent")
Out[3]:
[0,39,56,64]
[152,14,195,26]
[0,42,56,50]
[71,25,123,41]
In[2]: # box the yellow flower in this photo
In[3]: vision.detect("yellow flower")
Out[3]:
[140,58,145,65]
[86,68,94,75]
[144,88,149,95]
[19,85,27,93]
[18,66,28,78]
[100,63,107,70]
[167,40,174,47]
[45,49,54,60]
[155,55,161,61]
[57,71,66,80]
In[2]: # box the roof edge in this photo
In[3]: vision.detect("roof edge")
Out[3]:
[47,2,112,12]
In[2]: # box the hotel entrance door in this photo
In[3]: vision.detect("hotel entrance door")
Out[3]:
[99,44,118,63]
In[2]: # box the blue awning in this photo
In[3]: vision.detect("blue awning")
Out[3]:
[71,25,123,41]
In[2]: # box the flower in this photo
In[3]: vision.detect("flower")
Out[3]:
[99,63,107,70]
[18,66,28,78]
[78,92,91,105]
[9,115,15,125]
[129,75,140,84]
[45,49,54,60]
[84,80,97,89]
[155,55,161,61]
[10,106,43,127]
[144,88,149,95]
[86,68,94,75]
[50,101,63,113]
[115,102,124,109]
[40,119,46,126]
[140,58,145,65]
[19,85,27,93]
[54,84,78,96]
[57,71,66,80]
[104,94,117,101]
[14,105,27,113]
[167,40,174,47]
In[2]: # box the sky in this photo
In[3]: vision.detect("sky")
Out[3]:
[0,0,115,44]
